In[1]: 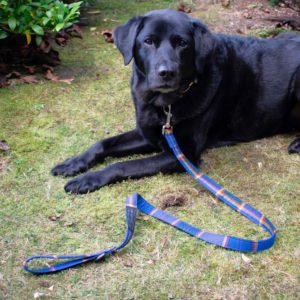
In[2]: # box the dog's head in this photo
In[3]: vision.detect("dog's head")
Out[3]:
[113,9,216,105]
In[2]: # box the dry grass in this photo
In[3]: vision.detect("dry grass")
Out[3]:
[0,0,299,299]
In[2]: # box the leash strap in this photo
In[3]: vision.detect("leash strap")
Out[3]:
[23,128,276,274]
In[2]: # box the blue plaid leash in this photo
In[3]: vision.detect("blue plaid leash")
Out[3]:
[23,105,276,274]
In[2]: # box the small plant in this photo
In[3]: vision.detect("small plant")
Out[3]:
[269,0,280,5]
[0,0,82,45]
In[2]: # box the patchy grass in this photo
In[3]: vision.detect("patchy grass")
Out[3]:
[0,0,300,299]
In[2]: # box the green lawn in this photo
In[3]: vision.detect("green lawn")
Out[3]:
[0,1,299,299]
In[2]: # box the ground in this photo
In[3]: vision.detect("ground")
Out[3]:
[0,0,300,299]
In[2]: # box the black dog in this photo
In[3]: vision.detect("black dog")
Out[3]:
[52,9,300,194]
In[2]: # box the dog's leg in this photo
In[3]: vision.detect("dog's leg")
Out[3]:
[64,152,181,194]
[51,129,157,177]
[288,67,300,154]
[288,138,300,154]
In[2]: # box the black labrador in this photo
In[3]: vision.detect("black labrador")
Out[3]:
[52,9,300,194]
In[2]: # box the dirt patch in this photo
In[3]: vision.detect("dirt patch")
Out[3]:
[161,193,187,209]
[192,0,299,34]
[157,187,200,209]
[0,157,10,173]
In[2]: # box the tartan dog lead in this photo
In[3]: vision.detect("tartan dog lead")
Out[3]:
[23,105,276,274]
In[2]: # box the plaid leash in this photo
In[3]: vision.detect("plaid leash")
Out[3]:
[23,110,276,274]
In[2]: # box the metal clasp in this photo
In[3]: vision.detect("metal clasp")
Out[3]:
[162,105,172,134]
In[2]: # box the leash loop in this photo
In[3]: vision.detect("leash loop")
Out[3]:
[23,106,276,274]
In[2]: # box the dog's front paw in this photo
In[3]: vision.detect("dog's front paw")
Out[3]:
[288,138,300,154]
[51,157,88,177]
[64,173,102,194]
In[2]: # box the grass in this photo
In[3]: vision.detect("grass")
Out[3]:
[0,0,300,299]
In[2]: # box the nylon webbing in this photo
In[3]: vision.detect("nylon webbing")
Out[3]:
[23,127,276,274]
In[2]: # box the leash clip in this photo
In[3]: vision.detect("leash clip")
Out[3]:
[162,105,172,135]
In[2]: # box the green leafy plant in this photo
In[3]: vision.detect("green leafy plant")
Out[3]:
[0,0,82,45]
[268,0,280,5]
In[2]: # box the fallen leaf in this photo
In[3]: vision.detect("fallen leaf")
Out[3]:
[48,286,54,292]
[6,71,21,79]
[48,214,61,221]
[221,0,231,8]
[45,68,58,81]
[58,78,74,84]
[55,37,67,46]
[63,221,74,227]
[0,140,9,151]
[87,10,101,14]
[39,40,51,53]
[34,292,44,299]
[147,259,155,265]
[23,65,36,74]
[21,75,39,84]
[44,69,73,84]
[242,254,252,264]
[67,25,82,38]
[177,3,192,13]
[101,29,114,43]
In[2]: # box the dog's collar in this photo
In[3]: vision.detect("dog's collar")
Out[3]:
[179,78,198,97]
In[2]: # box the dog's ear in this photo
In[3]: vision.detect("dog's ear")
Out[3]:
[191,19,216,73]
[113,16,144,65]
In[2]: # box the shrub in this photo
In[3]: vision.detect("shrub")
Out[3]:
[0,0,82,45]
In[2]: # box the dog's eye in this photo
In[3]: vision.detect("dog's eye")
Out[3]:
[144,38,153,45]
[178,39,188,48]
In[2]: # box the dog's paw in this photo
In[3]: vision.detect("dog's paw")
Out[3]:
[288,138,300,154]
[64,173,101,194]
[51,157,88,177]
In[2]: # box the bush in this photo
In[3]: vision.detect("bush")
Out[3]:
[0,0,82,45]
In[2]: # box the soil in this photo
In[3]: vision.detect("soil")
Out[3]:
[192,0,299,34]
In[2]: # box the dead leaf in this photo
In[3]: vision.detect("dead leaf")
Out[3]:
[6,71,21,80]
[66,25,82,38]
[23,65,36,74]
[44,69,73,84]
[0,140,9,151]
[21,75,39,84]
[40,40,51,53]
[221,0,231,8]
[45,69,59,81]
[242,254,252,264]
[48,286,54,292]
[101,29,114,43]
[63,221,74,227]
[58,78,73,84]
[177,3,192,13]
[34,292,44,299]
[55,37,67,47]
[48,214,61,221]
[87,10,101,14]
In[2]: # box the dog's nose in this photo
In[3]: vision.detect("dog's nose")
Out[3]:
[158,65,175,80]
